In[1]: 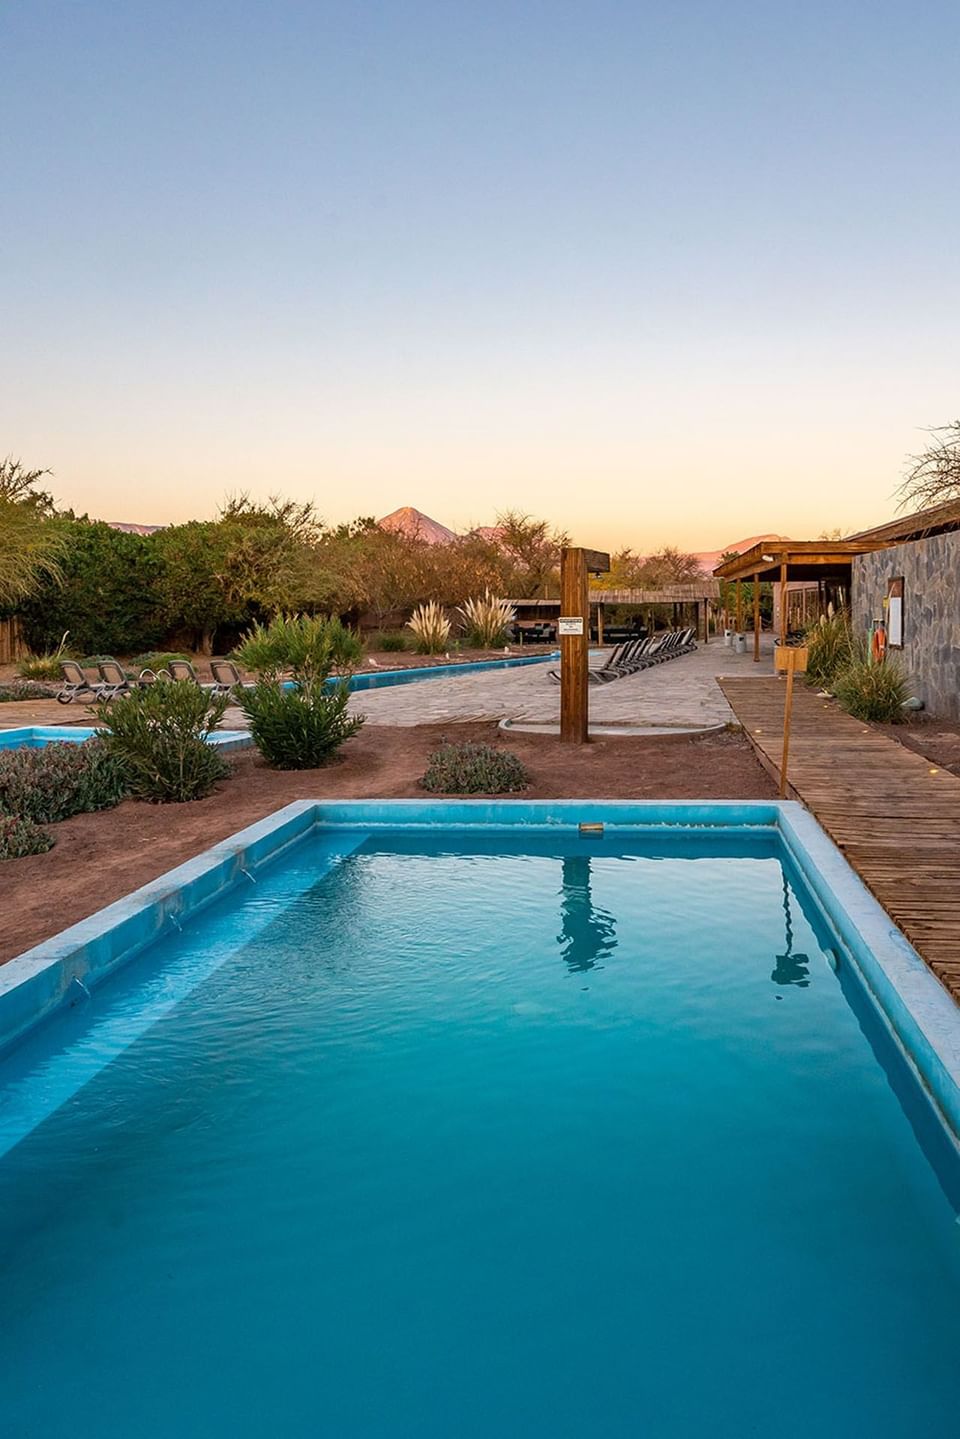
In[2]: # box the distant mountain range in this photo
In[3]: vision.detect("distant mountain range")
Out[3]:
[377,507,788,576]
[106,507,788,576]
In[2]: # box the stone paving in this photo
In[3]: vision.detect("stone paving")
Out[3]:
[0,638,776,735]
[328,636,775,730]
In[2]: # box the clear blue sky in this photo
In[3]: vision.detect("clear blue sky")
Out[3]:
[3,1,958,548]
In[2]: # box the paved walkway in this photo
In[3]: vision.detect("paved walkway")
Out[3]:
[721,677,960,1006]
[318,638,776,730]
[1,639,775,735]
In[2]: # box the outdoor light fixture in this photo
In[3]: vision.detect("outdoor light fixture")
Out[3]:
[762,553,775,562]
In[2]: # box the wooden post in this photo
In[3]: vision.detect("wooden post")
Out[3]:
[735,579,743,632]
[779,648,797,797]
[597,603,604,646]
[753,571,761,662]
[560,547,608,744]
[779,563,788,647]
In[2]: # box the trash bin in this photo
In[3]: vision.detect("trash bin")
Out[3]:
[733,633,746,654]
[723,629,733,647]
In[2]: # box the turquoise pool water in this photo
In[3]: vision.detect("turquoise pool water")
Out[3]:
[1,829,958,1437]
[0,726,252,751]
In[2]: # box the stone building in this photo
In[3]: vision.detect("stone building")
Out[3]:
[848,500,960,719]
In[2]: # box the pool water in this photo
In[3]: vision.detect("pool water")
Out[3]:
[1,830,959,1437]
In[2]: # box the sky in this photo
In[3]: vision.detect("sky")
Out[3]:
[3,1,958,551]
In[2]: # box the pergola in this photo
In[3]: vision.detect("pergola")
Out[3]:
[713,539,889,660]
[509,581,720,643]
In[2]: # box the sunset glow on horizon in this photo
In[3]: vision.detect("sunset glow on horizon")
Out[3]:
[3,2,957,552]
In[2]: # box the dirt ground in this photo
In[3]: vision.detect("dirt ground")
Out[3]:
[0,722,773,964]
[871,715,960,777]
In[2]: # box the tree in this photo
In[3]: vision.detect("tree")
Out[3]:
[897,421,960,510]
[484,511,568,598]
[151,521,244,652]
[0,458,63,609]
[19,520,164,653]
[0,456,56,514]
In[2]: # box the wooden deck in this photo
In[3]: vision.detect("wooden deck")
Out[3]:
[720,677,960,1006]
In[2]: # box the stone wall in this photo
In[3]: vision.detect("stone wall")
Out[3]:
[852,532,960,718]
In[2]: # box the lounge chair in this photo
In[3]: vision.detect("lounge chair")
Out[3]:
[56,660,106,705]
[166,659,221,692]
[209,659,243,693]
[97,660,132,700]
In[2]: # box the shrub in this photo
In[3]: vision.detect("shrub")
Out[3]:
[421,741,529,794]
[0,813,53,860]
[833,653,910,723]
[407,601,451,654]
[373,630,409,653]
[129,650,192,672]
[236,678,364,769]
[17,631,74,680]
[458,593,515,648]
[232,613,362,683]
[92,680,230,802]
[19,521,164,655]
[804,612,853,686]
[0,680,56,702]
[0,740,128,824]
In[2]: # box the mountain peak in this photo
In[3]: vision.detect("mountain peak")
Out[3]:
[377,507,457,545]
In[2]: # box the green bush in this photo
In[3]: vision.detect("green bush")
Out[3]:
[421,741,529,794]
[17,633,74,680]
[804,612,854,686]
[833,654,910,723]
[373,630,409,653]
[0,680,56,702]
[0,740,127,824]
[92,680,230,802]
[129,651,192,671]
[19,521,164,655]
[232,613,362,683]
[236,679,363,769]
[0,812,53,861]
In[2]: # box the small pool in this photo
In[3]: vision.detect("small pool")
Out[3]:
[1,803,958,1437]
[0,725,253,752]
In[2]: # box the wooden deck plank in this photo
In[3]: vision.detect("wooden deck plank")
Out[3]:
[720,677,960,1007]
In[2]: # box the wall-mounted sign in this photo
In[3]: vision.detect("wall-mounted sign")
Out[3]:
[558,616,585,637]
[886,576,904,649]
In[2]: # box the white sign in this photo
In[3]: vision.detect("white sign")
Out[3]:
[558,616,584,636]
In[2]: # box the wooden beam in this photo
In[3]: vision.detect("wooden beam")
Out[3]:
[753,571,761,662]
[597,603,604,646]
[560,547,590,744]
[779,562,788,646]
[735,578,743,632]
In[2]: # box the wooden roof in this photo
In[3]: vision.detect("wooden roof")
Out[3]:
[845,497,960,546]
[510,581,719,606]
[713,538,887,583]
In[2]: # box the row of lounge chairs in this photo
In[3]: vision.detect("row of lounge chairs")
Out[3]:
[56,658,244,705]
[548,628,696,685]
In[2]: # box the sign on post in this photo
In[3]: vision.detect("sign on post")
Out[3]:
[558,616,584,636]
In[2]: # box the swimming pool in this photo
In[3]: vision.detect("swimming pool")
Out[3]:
[0,725,253,752]
[1,802,958,1437]
[339,650,559,689]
